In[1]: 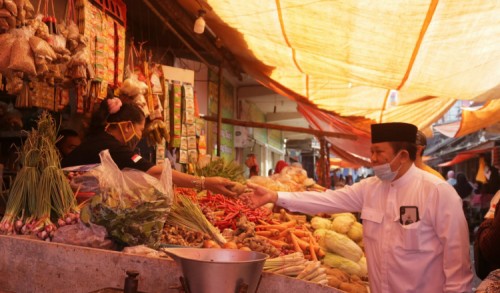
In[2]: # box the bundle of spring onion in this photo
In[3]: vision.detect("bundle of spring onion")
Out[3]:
[0,112,79,240]
[165,193,227,245]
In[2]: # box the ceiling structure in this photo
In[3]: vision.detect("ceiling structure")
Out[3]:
[128,0,500,165]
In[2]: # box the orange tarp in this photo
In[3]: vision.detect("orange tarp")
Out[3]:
[434,99,500,137]
[177,1,500,136]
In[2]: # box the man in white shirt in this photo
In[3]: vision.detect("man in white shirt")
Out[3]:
[245,122,472,293]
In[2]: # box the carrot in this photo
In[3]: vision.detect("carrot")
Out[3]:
[292,230,309,238]
[280,209,292,221]
[257,219,270,225]
[309,238,318,261]
[256,220,297,231]
[294,235,310,251]
[279,228,291,238]
[256,235,289,249]
[256,229,279,237]
[289,231,303,253]
[256,231,273,237]
[302,224,322,258]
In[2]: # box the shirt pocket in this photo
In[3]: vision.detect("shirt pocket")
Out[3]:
[360,207,384,241]
[399,221,422,252]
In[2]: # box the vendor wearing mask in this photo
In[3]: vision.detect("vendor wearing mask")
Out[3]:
[62,98,237,197]
[244,122,472,293]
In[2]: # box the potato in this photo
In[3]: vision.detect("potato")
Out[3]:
[327,275,342,288]
[339,282,368,293]
[222,241,238,249]
[203,240,221,249]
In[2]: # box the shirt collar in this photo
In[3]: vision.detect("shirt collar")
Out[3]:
[391,163,418,187]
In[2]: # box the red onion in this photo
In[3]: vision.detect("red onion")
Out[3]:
[57,218,66,227]
[14,220,23,231]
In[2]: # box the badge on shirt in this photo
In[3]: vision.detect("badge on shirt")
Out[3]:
[400,206,419,225]
[131,154,142,163]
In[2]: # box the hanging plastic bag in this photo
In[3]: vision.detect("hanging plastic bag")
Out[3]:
[80,150,173,248]
[8,27,37,76]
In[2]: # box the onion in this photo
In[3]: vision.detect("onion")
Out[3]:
[69,213,79,221]
[14,220,23,231]
[37,231,45,239]
[57,218,66,227]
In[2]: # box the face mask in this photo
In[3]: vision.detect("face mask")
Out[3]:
[372,152,402,181]
[106,121,141,150]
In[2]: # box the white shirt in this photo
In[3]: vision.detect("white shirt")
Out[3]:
[277,164,472,293]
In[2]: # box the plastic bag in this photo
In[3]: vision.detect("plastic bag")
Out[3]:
[0,33,15,73]
[81,150,173,248]
[52,220,115,250]
[8,28,36,76]
[29,35,57,60]
[119,73,148,97]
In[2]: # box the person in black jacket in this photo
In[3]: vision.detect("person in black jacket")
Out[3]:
[62,98,237,197]
[454,173,473,199]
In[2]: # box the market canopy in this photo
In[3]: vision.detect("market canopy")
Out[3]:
[176,1,500,125]
[172,1,500,162]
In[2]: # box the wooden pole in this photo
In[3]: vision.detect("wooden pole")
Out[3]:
[200,116,358,140]
[216,66,223,157]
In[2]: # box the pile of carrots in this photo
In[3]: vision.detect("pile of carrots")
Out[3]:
[255,211,325,259]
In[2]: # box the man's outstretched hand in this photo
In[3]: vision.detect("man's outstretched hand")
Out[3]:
[240,182,278,209]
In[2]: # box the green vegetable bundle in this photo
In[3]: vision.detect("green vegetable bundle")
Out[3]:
[195,157,246,184]
[81,187,170,248]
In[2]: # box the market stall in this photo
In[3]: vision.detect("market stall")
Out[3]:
[0,1,372,292]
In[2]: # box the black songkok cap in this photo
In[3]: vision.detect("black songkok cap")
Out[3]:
[371,122,418,144]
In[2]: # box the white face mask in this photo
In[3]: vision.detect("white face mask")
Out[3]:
[373,152,402,181]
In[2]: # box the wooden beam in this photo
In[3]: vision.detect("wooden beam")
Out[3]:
[141,0,243,78]
[201,116,358,140]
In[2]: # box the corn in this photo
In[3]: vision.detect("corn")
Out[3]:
[322,253,362,277]
[347,221,363,242]
[331,214,355,234]
[323,229,363,262]
[311,217,332,230]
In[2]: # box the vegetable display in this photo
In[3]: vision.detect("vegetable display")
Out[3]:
[79,150,172,249]
[0,112,79,240]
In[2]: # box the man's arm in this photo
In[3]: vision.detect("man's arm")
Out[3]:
[246,181,365,215]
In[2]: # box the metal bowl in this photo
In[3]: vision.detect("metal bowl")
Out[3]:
[162,248,268,293]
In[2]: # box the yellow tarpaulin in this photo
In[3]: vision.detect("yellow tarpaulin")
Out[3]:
[176,1,500,142]
[434,99,500,137]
